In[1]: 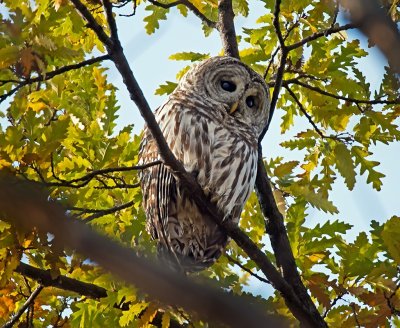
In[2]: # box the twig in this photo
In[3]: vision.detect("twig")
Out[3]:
[226,254,271,285]
[284,79,400,105]
[3,284,44,328]
[0,55,111,104]
[263,46,280,79]
[148,0,216,28]
[84,200,134,222]
[322,290,348,318]
[260,0,288,137]
[285,86,327,138]
[287,23,357,51]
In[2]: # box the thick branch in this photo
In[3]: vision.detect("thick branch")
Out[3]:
[217,0,239,58]
[254,154,327,327]
[0,55,111,104]
[339,0,400,73]
[15,262,107,299]
[148,0,216,28]
[0,175,284,328]
[3,284,44,328]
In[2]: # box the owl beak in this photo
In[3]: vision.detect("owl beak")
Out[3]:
[229,101,239,114]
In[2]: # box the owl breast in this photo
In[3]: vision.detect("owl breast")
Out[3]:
[139,92,258,271]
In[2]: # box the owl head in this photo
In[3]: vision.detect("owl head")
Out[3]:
[177,56,270,136]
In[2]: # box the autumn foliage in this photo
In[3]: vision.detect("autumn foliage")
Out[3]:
[0,0,400,327]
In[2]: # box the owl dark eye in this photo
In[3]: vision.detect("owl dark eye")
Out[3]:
[220,80,236,92]
[246,96,256,108]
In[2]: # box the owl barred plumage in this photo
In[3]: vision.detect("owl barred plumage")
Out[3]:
[139,56,270,271]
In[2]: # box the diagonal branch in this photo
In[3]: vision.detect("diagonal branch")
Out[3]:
[3,284,44,328]
[69,1,322,326]
[285,86,327,138]
[0,55,111,104]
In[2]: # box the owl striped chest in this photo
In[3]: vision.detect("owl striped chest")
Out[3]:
[155,101,258,218]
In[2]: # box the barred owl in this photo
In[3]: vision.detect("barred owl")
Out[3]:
[139,56,270,271]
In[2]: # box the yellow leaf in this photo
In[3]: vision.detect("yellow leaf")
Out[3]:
[28,101,47,112]
[382,216,400,264]
[161,312,170,328]
[138,303,158,327]
[0,46,19,69]
[273,189,286,216]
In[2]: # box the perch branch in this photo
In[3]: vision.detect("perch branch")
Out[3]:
[69,0,322,325]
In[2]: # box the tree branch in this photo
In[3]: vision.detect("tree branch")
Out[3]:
[15,262,107,299]
[84,200,134,222]
[147,0,216,28]
[339,0,400,73]
[3,284,44,328]
[0,175,284,328]
[226,254,271,285]
[287,23,357,51]
[217,0,239,58]
[254,153,327,327]
[285,86,327,138]
[260,0,288,137]
[0,55,111,104]
[69,1,325,325]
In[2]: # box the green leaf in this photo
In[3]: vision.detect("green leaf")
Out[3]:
[155,81,178,95]
[352,146,385,191]
[274,160,299,178]
[334,143,356,190]
[169,51,209,62]
[144,5,168,34]
[381,216,400,264]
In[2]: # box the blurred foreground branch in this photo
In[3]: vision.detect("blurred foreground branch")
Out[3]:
[340,0,400,73]
[0,174,283,328]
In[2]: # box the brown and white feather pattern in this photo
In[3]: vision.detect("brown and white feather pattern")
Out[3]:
[139,56,270,271]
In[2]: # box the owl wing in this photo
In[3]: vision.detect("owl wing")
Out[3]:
[139,125,176,245]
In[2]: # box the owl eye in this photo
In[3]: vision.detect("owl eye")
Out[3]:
[220,80,236,92]
[246,96,256,108]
